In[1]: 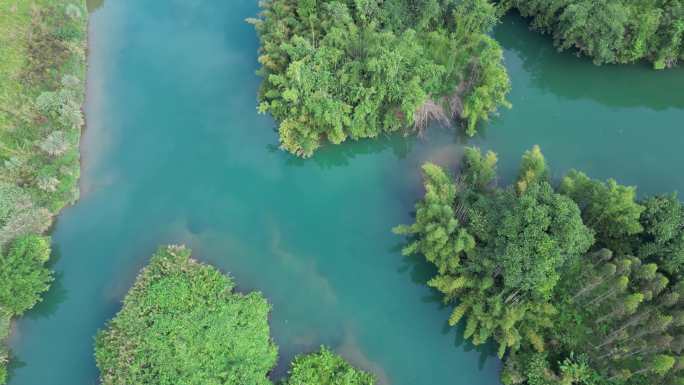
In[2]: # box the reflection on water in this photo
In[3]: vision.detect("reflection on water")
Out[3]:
[337,332,391,385]
[86,0,103,13]
[496,11,684,110]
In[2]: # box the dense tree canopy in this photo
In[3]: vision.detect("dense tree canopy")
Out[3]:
[509,0,684,68]
[94,245,278,385]
[559,170,645,253]
[251,0,510,157]
[0,234,52,384]
[397,146,684,385]
[0,235,53,316]
[395,147,593,357]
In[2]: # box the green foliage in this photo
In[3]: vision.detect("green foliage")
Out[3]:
[251,0,510,157]
[0,309,8,385]
[516,145,548,194]
[461,146,498,192]
[399,146,684,385]
[0,234,52,384]
[0,182,52,247]
[511,0,684,68]
[94,245,278,385]
[0,1,85,379]
[393,162,472,272]
[560,170,644,253]
[637,194,684,276]
[283,346,375,385]
[95,246,381,385]
[0,0,86,217]
[0,234,53,316]
[397,146,592,358]
[468,181,593,297]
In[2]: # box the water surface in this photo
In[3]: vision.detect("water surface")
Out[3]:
[8,3,684,385]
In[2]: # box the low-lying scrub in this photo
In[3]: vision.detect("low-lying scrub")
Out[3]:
[0,1,87,382]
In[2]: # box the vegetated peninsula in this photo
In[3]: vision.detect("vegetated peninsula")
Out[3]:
[95,245,375,385]
[396,146,684,385]
[250,0,511,157]
[0,1,87,382]
[508,0,684,68]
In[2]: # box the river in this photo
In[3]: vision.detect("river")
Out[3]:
[7,1,684,385]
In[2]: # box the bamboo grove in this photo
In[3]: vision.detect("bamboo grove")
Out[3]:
[396,146,684,385]
[250,0,511,157]
[508,0,684,68]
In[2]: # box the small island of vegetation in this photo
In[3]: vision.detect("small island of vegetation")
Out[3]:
[250,0,511,157]
[0,0,87,382]
[396,146,684,385]
[508,0,684,68]
[95,245,376,385]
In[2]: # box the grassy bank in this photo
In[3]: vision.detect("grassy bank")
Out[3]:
[0,1,87,382]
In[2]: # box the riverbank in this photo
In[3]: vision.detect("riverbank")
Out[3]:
[0,1,87,382]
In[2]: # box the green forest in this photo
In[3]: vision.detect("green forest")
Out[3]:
[250,0,511,157]
[95,246,374,385]
[396,146,684,385]
[0,0,682,384]
[0,0,87,382]
[508,0,684,68]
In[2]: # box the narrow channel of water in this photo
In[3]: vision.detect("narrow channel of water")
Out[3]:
[7,2,684,385]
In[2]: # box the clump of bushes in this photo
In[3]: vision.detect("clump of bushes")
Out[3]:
[0,1,87,382]
[95,245,278,385]
[397,146,684,385]
[95,245,376,385]
[0,235,53,316]
[0,235,53,384]
[251,0,510,157]
[0,310,8,384]
[509,0,684,68]
[283,346,375,385]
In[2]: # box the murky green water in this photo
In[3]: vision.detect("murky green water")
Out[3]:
[7,2,684,385]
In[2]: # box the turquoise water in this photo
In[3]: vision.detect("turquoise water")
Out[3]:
[7,2,684,385]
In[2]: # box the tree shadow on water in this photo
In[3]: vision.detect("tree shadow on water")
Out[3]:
[392,238,501,370]
[272,134,415,170]
[5,353,26,384]
[449,318,500,370]
[23,246,68,320]
[495,11,684,111]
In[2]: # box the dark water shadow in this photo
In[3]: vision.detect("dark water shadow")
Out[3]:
[495,11,684,111]
[278,133,415,170]
[86,0,104,13]
[23,272,67,320]
[449,317,499,370]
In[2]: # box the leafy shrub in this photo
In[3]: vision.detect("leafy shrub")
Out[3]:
[0,183,51,248]
[283,346,375,385]
[0,308,8,385]
[94,245,278,385]
[251,0,510,157]
[0,235,53,316]
[511,0,684,68]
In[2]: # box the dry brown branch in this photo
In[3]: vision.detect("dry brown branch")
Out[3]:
[414,98,449,137]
